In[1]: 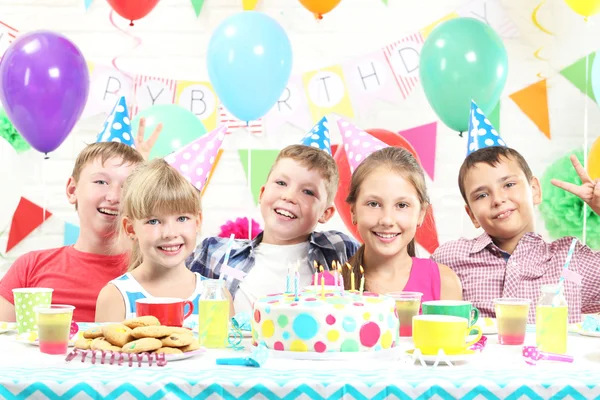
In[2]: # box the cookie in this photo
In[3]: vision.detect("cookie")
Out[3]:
[168,327,194,336]
[160,333,195,347]
[122,316,161,329]
[121,338,162,354]
[90,337,113,351]
[74,338,92,350]
[102,324,134,347]
[131,325,175,339]
[106,345,122,353]
[82,327,104,339]
[179,340,200,352]
[154,347,183,354]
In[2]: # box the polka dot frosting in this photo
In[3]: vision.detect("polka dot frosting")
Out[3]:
[252,290,398,353]
[95,96,134,147]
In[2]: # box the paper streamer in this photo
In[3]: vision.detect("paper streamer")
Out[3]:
[531,1,554,79]
[108,10,142,81]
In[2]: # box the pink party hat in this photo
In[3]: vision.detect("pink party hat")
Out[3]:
[337,119,388,173]
[165,125,227,192]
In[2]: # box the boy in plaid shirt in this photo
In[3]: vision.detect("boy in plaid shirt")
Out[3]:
[188,144,359,314]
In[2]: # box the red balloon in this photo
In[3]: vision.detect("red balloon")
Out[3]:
[333,129,440,254]
[107,0,159,25]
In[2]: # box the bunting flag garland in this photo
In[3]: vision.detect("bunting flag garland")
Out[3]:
[560,52,596,103]
[191,0,205,17]
[6,198,52,253]
[509,79,551,140]
[242,0,259,10]
[398,122,437,181]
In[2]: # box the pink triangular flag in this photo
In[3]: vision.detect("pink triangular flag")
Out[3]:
[398,122,437,181]
[165,126,227,192]
[337,119,388,173]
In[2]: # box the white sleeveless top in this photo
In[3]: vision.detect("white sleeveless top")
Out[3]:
[109,272,203,329]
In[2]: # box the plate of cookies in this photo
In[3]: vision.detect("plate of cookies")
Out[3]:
[73,316,205,362]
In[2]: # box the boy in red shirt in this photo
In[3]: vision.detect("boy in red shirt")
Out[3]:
[0,120,160,322]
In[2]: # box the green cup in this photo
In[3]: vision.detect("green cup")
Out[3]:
[12,288,53,333]
[422,300,479,327]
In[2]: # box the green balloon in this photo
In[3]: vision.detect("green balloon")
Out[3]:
[131,104,207,159]
[420,17,508,133]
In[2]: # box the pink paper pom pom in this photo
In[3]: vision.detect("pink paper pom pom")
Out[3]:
[219,217,263,240]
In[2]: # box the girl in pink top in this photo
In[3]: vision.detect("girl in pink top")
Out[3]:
[342,147,462,301]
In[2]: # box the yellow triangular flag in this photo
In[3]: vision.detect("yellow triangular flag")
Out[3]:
[509,79,551,140]
[243,0,259,10]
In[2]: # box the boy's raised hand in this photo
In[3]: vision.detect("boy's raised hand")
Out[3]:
[551,154,600,216]
[134,117,163,161]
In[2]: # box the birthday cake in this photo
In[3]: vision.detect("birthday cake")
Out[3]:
[251,291,399,352]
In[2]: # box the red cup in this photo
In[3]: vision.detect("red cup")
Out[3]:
[135,297,193,327]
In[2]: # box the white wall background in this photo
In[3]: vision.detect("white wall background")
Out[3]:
[0,0,597,275]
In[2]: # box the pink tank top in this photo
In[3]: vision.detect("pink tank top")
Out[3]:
[403,257,441,302]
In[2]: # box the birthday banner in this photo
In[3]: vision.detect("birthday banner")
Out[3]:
[0,0,520,137]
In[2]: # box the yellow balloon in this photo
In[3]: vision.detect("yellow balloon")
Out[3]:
[565,0,600,17]
[588,137,600,180]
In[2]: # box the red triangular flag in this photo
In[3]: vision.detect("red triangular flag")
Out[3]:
[6,198,52,252]
[399,122,437,181]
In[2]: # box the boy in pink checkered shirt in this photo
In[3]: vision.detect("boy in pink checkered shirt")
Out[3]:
[432,147,600,323]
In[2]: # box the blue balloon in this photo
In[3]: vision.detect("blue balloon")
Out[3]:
[207,11,293,122]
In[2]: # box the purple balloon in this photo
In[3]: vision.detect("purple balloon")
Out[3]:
[0,30,90,154]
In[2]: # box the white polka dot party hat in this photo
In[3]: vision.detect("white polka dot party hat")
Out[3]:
[337,118,388,173]
[467,99,506,156]
[95,96,134,147]
[300,116,331,155]
[164,125,227,192]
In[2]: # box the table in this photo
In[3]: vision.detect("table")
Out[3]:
[0,328,599,399]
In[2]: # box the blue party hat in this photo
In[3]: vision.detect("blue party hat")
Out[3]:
[467,100,506,156]
[96,96,134,147]
[300,116,331,155]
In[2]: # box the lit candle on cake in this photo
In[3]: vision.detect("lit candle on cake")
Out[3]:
[359,265,365,295]
[333,261,338,287]
[318,265,324,295]
[313,260,318,286]
[346,262,355,291]
[338,263,344,296]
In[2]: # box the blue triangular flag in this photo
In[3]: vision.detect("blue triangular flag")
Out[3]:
[64,222,80,246]
[96,96,134,147]
[300,116,331,155]
[84,0,93,10]
[467,100,506,156]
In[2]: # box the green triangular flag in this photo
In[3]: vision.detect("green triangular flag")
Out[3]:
[489,101,500,133]
[381,0,388,4]
[238,149,280,205]
[191,0,205,17]
[560,52,596,103]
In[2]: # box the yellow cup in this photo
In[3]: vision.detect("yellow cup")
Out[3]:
[413,314,482,355]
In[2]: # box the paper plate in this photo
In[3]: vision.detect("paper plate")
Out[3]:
[267,346,404,361]
[406,348,479,364]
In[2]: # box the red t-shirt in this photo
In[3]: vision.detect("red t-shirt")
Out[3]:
[0,246,127,322]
